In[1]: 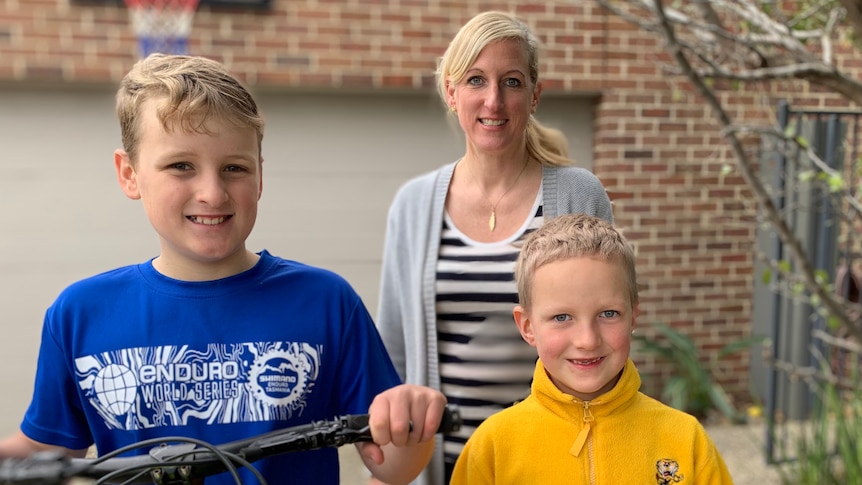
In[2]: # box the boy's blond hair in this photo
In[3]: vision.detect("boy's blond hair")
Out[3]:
[435,11,572,167]
[515,214,638,310]
[116,53,265,162]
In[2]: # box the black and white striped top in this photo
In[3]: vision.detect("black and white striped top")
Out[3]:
[436,195,545,477]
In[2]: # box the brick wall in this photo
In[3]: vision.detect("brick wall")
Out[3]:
[3,0,857,407]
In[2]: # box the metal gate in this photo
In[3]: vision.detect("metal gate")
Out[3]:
[751,101,862,464]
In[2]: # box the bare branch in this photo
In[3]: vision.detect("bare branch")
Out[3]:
[726,124,862,217]
[763,339,859,391]
[602,0,862,341]
[813,328,862,353]
[595,0,862,102]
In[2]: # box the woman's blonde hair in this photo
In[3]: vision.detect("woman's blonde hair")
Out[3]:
[436,11,572,167]
[515,214,639,310]
[116,53,265,162]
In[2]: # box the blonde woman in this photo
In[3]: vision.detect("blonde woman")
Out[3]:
[376,11,614,485]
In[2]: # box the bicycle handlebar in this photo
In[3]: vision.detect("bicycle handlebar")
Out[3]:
[0,405,461,485]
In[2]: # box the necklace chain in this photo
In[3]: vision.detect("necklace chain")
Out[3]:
[467,158,530,231]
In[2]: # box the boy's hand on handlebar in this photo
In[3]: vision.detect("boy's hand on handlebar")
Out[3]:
[359,384,446,464]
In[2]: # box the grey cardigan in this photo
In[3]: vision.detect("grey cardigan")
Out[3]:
[375,161,614,485]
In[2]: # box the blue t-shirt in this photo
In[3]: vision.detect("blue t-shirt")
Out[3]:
[22,250,401,484]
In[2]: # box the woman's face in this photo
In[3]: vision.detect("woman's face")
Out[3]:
[447,39,540,156]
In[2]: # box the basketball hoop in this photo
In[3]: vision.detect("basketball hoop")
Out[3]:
[124,0,201,58]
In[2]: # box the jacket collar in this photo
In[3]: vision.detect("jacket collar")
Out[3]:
[532,357,641,419]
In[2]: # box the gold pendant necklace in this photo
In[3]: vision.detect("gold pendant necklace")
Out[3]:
[468,158,530,231]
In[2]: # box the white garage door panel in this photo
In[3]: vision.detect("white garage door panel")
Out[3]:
[0,87,592,433]
[253,175,393,259]
[256,93,463,177]
[0,173,154,258]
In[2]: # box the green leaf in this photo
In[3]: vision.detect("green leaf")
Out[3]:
[761,268,772,284]
[814,269,829,286]
[792,282,805,295]
[707,384,741,423]
[827,174,844,192]
[798,170,815,182]
[795,136,809,148]
[632,334,673,355]
[718,335,767,358]
[654,323,697,354]
[662,376,690,411]
[810,294,820,307]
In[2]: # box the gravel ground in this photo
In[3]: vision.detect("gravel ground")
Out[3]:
[704,421,785,485]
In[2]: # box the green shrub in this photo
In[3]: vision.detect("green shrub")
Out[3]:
[780,359,861,485]
[633,322,764,423]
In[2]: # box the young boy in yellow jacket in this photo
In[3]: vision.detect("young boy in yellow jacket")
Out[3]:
[450,213,733,484]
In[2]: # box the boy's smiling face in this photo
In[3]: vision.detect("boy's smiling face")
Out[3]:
[115,98,262,280]
[514,255,637,401]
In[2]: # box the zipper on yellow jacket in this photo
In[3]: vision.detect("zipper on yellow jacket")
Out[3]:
[570,399,594,456]
[570,399,600,485]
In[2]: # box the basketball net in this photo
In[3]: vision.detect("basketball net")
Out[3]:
[124,0,201,58]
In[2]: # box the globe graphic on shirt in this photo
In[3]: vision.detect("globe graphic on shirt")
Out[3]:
[93,363,138,416]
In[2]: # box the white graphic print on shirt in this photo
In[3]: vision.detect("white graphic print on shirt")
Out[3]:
[74,341,321,430]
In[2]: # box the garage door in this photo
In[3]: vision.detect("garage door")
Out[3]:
[0,86,593,428]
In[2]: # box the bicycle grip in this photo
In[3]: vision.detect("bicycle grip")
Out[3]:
[345,404,461,435]
[438,404,461,434]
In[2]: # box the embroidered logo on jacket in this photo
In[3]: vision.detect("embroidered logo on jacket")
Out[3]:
[655,458,684,484]
[74,341,321,430]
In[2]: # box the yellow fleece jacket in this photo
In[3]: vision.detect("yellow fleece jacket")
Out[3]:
[450,358,734,484]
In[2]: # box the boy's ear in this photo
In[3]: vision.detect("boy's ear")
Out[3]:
[258,158,264,200]
[513,305,537,347]
[114,149,141,200]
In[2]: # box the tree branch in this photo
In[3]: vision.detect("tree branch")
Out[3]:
[598,0,862,341]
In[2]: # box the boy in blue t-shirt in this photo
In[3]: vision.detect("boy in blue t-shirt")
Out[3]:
[0,53,445,485]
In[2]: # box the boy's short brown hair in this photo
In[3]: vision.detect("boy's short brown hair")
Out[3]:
[116,53,265,162]
[515,213,638,310]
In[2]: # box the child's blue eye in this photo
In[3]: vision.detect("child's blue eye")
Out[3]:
[553,314,571,322]
[599,310,619,318]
